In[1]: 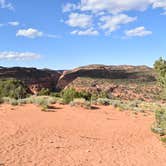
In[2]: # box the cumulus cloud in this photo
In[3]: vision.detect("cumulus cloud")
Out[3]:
[63,0,155,14]
[62,3,78,12]
[65,13,92,28]
[153,0,166,9]
[0,0,14,10]
[8,21,20,26]
[16,28,59,39]
[100,14,137,34]
[71,28,99,36]
[125,26,152,37]
[16,28,43,38]
[63,0,166,36]
[0,51,41,60]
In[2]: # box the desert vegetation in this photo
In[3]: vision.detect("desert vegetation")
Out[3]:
[0,79,29,99]
[0,59,166,140]
[151,58,166,142]
[1,62,166,166]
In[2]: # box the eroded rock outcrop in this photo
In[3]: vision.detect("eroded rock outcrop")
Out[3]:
[56,65,156,90]
[0,67,61,94]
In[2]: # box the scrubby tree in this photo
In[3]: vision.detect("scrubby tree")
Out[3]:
[38,88,50,96]
[60,88,92,104]
[154,57,166,89]
[0,79,28,99]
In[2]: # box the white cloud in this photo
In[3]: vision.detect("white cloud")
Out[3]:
[62,3,79,12]
[100,14,137,34]
[125,26,152,37]
[153,0,166,9]
[65,13,92,28]
[16,28,43,38]
[0,51,41,60]
[16,28,59,39]
[71,28,99,36]
[63,0,166,36]
[64,0,154,14]
[0,0,14,10]
[8,21,20,26]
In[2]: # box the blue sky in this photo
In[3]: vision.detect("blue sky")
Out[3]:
[0,0,166,69]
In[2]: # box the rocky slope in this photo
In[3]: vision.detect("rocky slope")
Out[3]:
[56,65,156,90]
[0,67,61,94]
[0,65,157,99]
[56,65,158,101]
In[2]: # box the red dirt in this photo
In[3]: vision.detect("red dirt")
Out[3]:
[0,104,166,166]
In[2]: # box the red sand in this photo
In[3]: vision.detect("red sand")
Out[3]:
[0,104,166,166]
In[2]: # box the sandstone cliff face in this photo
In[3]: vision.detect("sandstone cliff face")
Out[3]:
[0,65,156,99]
[56,65,156,90]
[0,67,61,94]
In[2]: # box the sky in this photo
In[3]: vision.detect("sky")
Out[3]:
[0,0,166,69]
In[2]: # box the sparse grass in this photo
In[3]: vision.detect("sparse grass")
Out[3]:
[70,98,91,109]
[1,96,57,110]
[96,98,110,106]
[161,137,166,143]
[152,108,166,142]
[9,99,18,106]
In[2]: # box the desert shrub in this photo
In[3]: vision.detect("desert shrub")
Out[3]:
[161,137,166,143]
[109,100,123,108]
[97,98,110,106]
[38,88,50,96]
[61,88,81,104]
[17,99,28,105]
[78,91,92,101]
[9,98,18,106]
[0,97,3,104]
[91,91,108,101]
[34,97,50,111]
[2,97,11,103]
[54,97,65,104]
[70,98,91,109]
[152,108,166,135]
[0,79,28,99]
[154,57,166,99]
[50,92,61,97]
[61,88,92,104]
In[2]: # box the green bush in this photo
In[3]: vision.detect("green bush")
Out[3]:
[154,57,166,99]
[97,98,110,106]
[50,92,61,97]
[61,88,91,104]
[152,108,166,135]
[61,88,78,104]
[70,98,91,109]
[0,79,28,99]
[78,91,92,101]
[91,91,108,101]
[9,98,18,106]
[161,137,166,143]
[38,88,50,96]
[0,97,3,104]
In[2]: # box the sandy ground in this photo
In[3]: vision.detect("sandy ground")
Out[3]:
[0,104,166,166]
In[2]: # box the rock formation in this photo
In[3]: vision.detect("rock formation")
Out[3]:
[56,65,156,90]
[0,67,61,94]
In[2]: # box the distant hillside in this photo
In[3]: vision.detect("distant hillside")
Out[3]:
[0,65,158,100]
[56,65,156,90]
[0,67,61,94]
